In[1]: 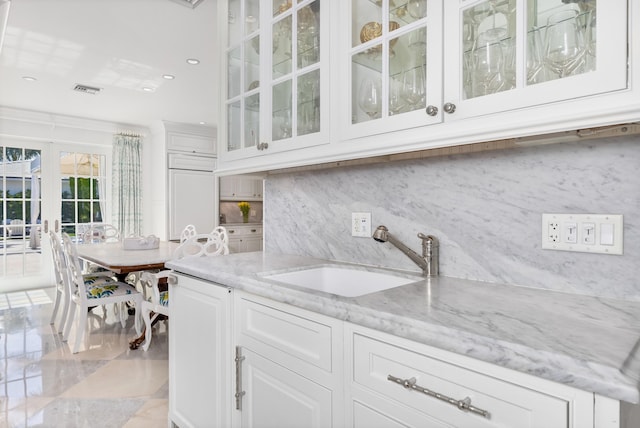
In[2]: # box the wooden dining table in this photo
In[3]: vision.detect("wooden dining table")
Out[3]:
[75,240,180,279]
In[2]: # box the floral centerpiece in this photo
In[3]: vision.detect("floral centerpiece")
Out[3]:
[238,201,251,223]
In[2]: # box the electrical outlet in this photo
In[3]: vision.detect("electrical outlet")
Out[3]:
[548,221,560,243]
[351,212,371,237]
[541,213,623,255]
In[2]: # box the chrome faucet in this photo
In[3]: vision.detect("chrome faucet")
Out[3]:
[372,225,439,277]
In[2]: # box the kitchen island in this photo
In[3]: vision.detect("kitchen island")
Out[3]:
[166,251,640,427]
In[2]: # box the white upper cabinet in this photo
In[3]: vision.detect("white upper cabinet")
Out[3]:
[443,0,627,121]
[344,0,627,139]
[165,121,217,155]
[219,0,330,165]
[217,0,634,174]
[345,0,444,139]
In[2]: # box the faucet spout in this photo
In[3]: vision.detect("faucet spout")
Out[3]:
[372,225,439,277]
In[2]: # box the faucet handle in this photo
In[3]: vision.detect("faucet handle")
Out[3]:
[417,233,438,246]
[418,233,439,277]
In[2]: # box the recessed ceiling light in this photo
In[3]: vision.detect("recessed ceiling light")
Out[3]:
[163,74,175,80]
[186,58,200,65]
[142,87,155,92]
[199,121,206,125]
[22,76,37,81]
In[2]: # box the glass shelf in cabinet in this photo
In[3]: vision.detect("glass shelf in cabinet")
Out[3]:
[352,38,423,77]
[363,0,425,26]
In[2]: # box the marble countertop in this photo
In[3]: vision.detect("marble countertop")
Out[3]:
[166,251,640,403]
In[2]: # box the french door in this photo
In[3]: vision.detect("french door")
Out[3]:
[0,141,111,292]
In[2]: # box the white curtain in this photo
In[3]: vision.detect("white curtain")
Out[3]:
[112,135,143,237]
[29,173,40,249]
[98,155,107,222]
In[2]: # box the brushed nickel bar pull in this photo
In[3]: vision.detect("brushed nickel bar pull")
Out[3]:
[235,346,246,410]
[387,374,490,419]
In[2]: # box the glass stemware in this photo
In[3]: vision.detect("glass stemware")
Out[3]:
[388,77,406,116]
[526,28,545,85]
[406,0,427,20]
[402,66,426,111]
[358,78,382,119]
[279,110,292,138]
[544,10,585,79]
[471,30,505,97]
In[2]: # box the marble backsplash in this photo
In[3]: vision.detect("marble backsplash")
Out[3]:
[264,135,640,301]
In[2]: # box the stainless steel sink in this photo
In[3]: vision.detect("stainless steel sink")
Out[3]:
[261,265,420,297]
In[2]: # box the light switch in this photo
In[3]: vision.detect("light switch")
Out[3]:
[600,223,614,246]
[563,222,577,244]
[582,223,596,245]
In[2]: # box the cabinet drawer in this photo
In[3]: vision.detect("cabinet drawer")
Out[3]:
[237,297,333,372]
[351,332,591,428]
[227,226,262,236]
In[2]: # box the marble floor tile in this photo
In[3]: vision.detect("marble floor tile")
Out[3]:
[26,398,145,428]
[122,398,169,428]
[0,288,169,427]
[61,360,169,399]
[0,396,55,428]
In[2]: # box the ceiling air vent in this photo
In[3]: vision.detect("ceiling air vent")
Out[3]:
[169,0,205,8]
[73,84,101,95]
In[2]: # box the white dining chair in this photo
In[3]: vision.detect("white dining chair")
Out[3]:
[77,223,122,275]
[180,224,198,243]
[60,232,142,353]
[81,223,121,243]
[212,225,230,247]
[138,227,229,351]
[49,231,71,334]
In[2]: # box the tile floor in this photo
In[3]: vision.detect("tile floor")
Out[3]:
[0,288,169,427]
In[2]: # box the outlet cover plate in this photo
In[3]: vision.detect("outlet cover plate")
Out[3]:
[541,213,623,255]
[352,212,371,237]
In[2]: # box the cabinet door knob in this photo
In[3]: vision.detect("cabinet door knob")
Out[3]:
[425,105,438,116]
[443,102,456,114]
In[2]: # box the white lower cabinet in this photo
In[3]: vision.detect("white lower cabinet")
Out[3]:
[227,226,263,253]
[168,274,232,428]
[169,278,622,428]
[239,348,333,428]
[234,292,344,428]
[345,324,596,428]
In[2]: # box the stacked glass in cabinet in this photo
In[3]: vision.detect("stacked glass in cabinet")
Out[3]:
[272,0,321,142]
[224,0,322,157]
[462,0,597,101]
[351,0,431,124]
[226,0,260,153]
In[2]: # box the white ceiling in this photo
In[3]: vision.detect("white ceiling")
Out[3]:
[0,0,219,128]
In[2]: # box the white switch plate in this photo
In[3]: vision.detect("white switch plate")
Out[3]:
[351,212,371,237]
[541,213,623,255]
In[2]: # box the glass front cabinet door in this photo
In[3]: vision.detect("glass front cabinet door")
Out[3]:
[444,0,627,121]
[345,0,627,139]
[221,0,329,163]
[345,0,444,139]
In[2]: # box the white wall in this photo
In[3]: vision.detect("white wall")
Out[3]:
[264,135,640,301]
